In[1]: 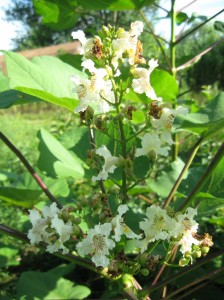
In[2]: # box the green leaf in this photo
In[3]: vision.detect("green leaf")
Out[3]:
[148,159,185,198]
[151,69,179,102]
[176,12,188,25]
[133,156,153,179]
[3,51,85,111]
[0,187,43,208]
[33,0,79,30]
[0,247,20,267]
[214,20,224,32]
[193,192,224,216]
[174,92,224,135]
[0,71,9,92]
[207,155,224,197]
[17,271,91,300]
[77,0,155,10]
[0,90,41,109]
[37,128,85,179]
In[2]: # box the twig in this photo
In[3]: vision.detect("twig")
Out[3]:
[163,137,203,208]
[0,131,62,209]
[174,9,224,45]
[176,38,224,71]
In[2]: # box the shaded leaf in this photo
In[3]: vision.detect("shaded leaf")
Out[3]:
[3,51,85,111]
[174,92,224,135]
[0,187,43,208]
[37,128,85,179]
[17,271,91,300]
[151,69,179,102]
[0,90,41,109]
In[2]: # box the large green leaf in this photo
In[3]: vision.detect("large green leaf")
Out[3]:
[17,270,91,300]
[0,71,9,92]
[0,90,41,109]
[3,51,84,111]
[0,247,20,267]
[151,69,179,102]
[148,159,185,198]
[37,128,85,179]
[33,0,79,30]
[174,92,224,135]
[0,187,43,208]
[77,0,155,10]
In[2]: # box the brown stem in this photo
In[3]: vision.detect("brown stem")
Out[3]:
[0,131,62,209]
[144,249,224,294]
[176,38,224,71]
[163,266,224,299]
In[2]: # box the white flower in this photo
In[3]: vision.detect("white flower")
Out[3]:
[171,207,198,238]
[178,230,200,255]
[132,59,161,101]
[76,223,115,267]
[135,133,169,158]
[27,210,50,244]
[71,60,115,113]
[151,106,189,145]
[139,205,176,252]
[92,146,122,181]
[42,202,60,219]
[111,205,141,242]
[112,21,144,67]
[71,30,102,58]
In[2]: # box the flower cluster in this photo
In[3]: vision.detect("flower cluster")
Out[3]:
[139,205,213,265]
[76,204,140,267]
[27,203,74,254]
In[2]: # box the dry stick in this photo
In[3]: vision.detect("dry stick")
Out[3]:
[0,131,62,209]
[176,38,224,71]
[143,249,224,295]
[163,266,224,300]
[177,0,198,13]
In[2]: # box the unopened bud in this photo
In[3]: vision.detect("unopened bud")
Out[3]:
[141,268,150,276]
[73,224,81,236]
[201,246,210,256]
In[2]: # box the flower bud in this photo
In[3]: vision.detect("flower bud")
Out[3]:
[192,250,201,259]
[141,268,150,276]
[73,224,81,236]
[138,253,148,265]
[201,246,210,256]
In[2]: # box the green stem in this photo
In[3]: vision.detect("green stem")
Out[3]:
[170,0,179,161]
[180,142,224,211]
[163,137,203,208]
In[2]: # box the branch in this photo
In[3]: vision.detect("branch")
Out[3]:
[0,131,62,209]
[174,9,224,45]
[180,142,224,211]
[163,136,203,208]
[176,38,224,71]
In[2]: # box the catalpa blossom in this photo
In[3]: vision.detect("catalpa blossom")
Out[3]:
[92,145,123,181]
[151,106,189,145]
[76,223,115,267]
[132,59,162,101]
[112,21,144,67]
[111,204,141,242]
[71,60,115,113]
[27,203,74,255]
[71,30,103,59]
[139,205,176,252]
[135,133,169,158]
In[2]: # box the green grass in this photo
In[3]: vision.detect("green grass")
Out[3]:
[0,103,74,173]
